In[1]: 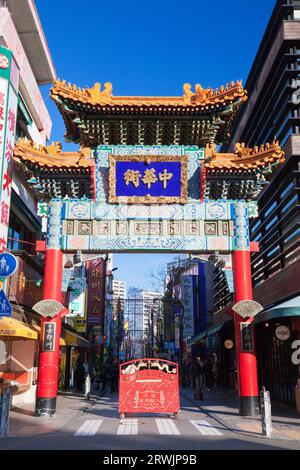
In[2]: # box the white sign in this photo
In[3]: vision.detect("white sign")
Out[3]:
[181,275,195,339]
[68,278,86,317]
[275,325,291,342]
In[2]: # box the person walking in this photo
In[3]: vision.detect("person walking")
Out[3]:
[111,360,119,393]
[191,356,204,400]
[75,358,85,392]
[204,357,214,391]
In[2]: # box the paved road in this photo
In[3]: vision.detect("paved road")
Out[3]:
[1,393,300,450]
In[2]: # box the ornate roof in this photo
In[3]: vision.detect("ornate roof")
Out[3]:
[204,141,285,171]
[14,139,94,170]
[13,139,95,200]
[202,141,285,201]
[51,79,248,147]
[13,138,284,202]
[51,79,247,108]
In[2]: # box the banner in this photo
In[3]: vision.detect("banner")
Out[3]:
[181,275,196,340]
[86,257,104,324]
[0,46,19,251]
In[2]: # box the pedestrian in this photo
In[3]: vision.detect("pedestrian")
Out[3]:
[75,358,85,392]
[100,361,110,395]
[191,356,204,400]
[180,361,187,388]
[111,360,119,393]
[204,357,214,391]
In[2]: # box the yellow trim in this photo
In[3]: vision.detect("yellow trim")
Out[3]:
[0,317,38,340]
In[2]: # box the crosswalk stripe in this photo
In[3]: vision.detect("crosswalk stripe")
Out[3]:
[156,419,180,435]
[190,420,223,436]
[74,420,103,436]
[117,419,138,435]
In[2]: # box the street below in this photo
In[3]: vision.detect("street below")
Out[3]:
[1,390,300,451]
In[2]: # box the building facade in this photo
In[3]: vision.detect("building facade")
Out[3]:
[0,0,55,405]
[224,0,300,406]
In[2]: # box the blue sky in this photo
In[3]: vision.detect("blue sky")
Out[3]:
[36,0,276,290]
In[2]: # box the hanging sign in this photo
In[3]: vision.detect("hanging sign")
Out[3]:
[275,325,290,342]
[224,339,234,350]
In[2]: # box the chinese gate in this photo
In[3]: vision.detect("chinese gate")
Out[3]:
[13,79,285,417]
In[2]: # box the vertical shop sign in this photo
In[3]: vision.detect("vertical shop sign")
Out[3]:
[0,46,19,251]
[86,257,104,324]
[181,275,195,340]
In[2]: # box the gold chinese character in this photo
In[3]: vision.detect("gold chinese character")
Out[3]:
[142,168,157,189]
[159,169,173,189]
[124,170,141,188]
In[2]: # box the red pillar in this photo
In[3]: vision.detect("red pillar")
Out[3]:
[233,250,259,416]
[36,248,63,417]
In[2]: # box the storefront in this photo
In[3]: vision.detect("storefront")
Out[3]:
[254,296,300,407]
[62,329,92,389]
[0,316,38,406]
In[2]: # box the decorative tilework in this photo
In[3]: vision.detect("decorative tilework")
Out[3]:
[47,200,63,249]
[94,145,203,202]
[232,201,250,250]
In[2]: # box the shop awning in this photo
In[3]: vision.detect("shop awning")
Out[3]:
[64,330,78,346]
[187,331,206,347]
[186,321,230,347]
[77,335,92,349]
[206,322,227,337]
[254,296,300,324]
[0,317,38,340]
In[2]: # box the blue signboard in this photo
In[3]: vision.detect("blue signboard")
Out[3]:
[0,289,12,317]
[116,161,182,197]
[0,253,18,278]
[109,154,188,204]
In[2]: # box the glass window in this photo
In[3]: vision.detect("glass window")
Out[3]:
[283,227,300,245]
[265,216,278,231]
[266,245,280,258]
[280,194,298,215]
[279,182,294,200]
[264,202,277,218]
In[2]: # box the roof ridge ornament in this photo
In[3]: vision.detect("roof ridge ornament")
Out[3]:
[183,80,247,106]
[52,79,113,105]
[204,141,285,171]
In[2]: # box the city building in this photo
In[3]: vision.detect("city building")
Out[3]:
[112,280,126,305]
[0,0,55,406]
[223,0,300,405]
[127,289,163,358]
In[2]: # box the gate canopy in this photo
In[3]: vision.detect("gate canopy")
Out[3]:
[50,80,247,147]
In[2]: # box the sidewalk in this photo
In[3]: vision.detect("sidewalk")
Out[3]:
[181,386,300,442]
[6,390,94,439]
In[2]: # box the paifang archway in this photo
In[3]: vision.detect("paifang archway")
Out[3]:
[14,80,285,417]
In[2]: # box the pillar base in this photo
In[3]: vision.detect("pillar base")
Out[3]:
[35,397,57,417]
[239,396,260,417]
